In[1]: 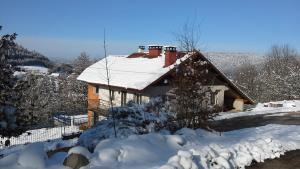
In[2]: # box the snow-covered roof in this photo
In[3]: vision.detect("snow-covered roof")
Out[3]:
[148,44,163,47]
[77,51,254,103]
[77,53,190,90]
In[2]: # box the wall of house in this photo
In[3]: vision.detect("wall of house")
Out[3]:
[87,83,240,114]
[143,86,172,98]
[97,87,149,107]
[87,84,100,127]
[87,84,99,109]
[144,84,228,108]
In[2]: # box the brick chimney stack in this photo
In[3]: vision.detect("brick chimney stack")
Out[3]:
[148,45,163,58]
[164,46,177,67]
[138,46,145,53]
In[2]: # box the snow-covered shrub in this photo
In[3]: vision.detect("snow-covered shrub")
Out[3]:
[78,98,176,150]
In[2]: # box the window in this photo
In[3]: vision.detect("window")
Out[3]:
[109,90,115,100]
[138,94,142,104]
[210,90,220,105]
[121,91,127,106]
[95,86,99,94]
[133,94,139,104]
[134,93,142,104]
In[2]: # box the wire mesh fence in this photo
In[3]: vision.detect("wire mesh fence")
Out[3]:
[0,115,88,149]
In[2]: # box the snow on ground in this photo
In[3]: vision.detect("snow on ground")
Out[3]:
[13,71,26,78]
[0,126,80,148]
[216,100,300,120]
[0,142,70,169]
[50,73,60,77]
[1,124,292,169]
[0,100,300,169]
[85,124,300,169]
[0,137,78,164]
[0,124,299,169]
[18,66,49,74]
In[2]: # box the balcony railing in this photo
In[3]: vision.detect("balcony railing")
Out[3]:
[88,99,116,112]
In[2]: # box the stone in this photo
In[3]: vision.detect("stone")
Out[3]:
[63,153,89,169]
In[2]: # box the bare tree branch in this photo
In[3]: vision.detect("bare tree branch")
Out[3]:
[103,29,117,138]
[174,19,202,52]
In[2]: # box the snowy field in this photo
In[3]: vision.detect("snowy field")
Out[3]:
[0,126,80,149]
[216,100,300,120]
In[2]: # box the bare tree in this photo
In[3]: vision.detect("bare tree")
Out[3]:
[175,19,202,52]
[260,44,300,101]
[233,59,262,101]
[170,52,221,129]
[73,52,92,75]
[103,29,117,137]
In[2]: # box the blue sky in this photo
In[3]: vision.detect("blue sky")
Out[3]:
[1,0,299,59]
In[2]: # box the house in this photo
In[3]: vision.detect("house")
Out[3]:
[77,45,254,126]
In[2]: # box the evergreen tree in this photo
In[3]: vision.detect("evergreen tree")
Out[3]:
[0,26,24,136]
[57,74,87,115]
[17,74,59,127]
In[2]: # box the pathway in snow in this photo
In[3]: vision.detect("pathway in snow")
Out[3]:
[210,111,300,132]
[216,100,300,120]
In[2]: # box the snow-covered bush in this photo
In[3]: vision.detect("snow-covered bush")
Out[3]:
[78,99,176,150]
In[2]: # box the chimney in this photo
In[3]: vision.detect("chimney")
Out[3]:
[138,46,145,53]
[148,45,163,58]
[164,46,177,67]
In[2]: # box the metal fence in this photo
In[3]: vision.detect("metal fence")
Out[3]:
[53,114,88,126]
[0,115,88,149]
[0,126,80,149]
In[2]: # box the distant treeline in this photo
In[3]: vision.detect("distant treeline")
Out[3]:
[3,44,54,68]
